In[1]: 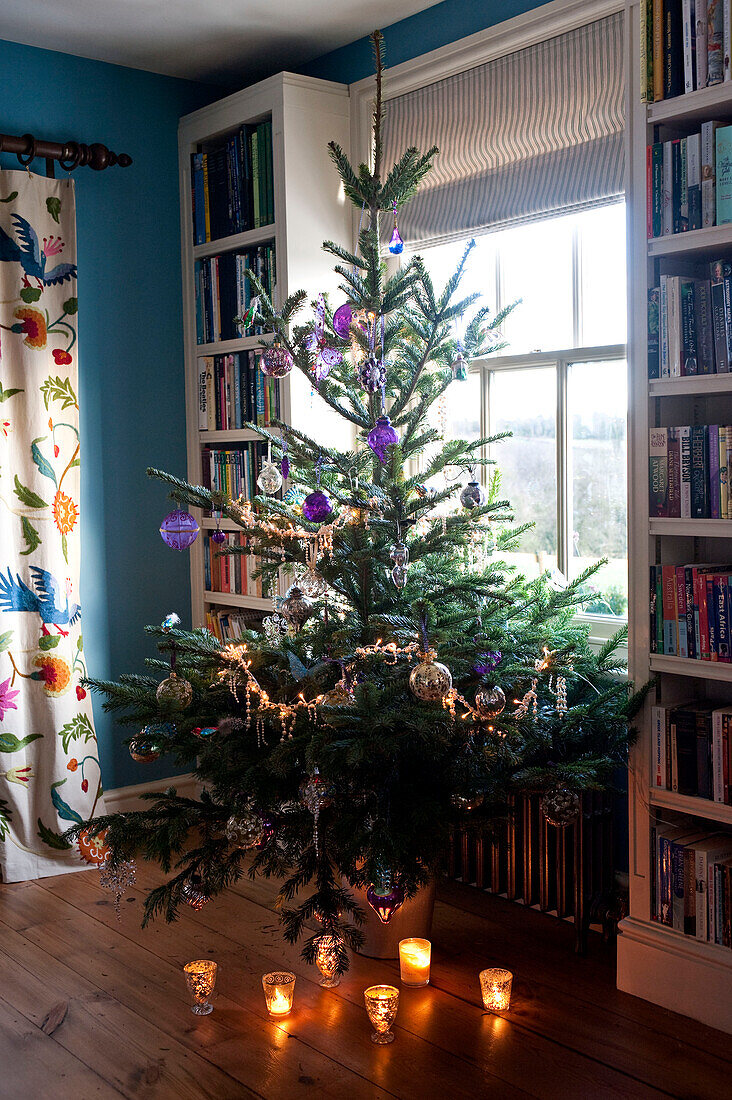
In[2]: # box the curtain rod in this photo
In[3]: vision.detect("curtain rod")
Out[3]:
[0,130,132,172]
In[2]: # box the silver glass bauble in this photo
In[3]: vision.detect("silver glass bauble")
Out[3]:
[391,564,409,589]
[389,542,409,589]
[408,652,452,702]
[180,875,209,910]
[451,792,484,811]
[281,585,314,631]
[540,787,581,828]
[156,671,193,710]
[460,480,486,509]
[225,811,262,849]
[298,570,327,598]
[257,461,283,495]
[474,685,506,720]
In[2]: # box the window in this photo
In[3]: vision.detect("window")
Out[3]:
[420,202,628,628]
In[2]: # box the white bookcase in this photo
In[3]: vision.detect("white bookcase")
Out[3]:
[618,1,732,1033]
[178,73,352,630]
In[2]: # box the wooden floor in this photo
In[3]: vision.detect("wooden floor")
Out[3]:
[0,864,729,1100]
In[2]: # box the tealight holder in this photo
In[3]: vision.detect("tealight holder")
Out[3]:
[364,984,399,1044]
[479,968,513,1014]
[315,934,341,988]
[399,938,431,987]
[183,959,217,1015]
[262,971,296,1017]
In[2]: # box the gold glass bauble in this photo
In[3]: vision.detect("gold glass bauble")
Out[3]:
[156,671,193,710]
[408,651,452,702]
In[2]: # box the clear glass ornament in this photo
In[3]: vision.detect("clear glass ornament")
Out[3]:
[225,810,262,849]
[391,564,408,589]
[540,787,581,827]
[474,685,506,719]
[315,934,342,988]
[257,461,283,495]
[156,671,193,710]
[281,585,314,630]
[389,541,409,589]
[460,480,486,509]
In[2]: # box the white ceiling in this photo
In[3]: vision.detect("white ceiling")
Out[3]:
[2,0,443,84]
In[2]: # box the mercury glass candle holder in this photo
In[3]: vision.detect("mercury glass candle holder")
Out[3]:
[399,938,431,987]
[479,968,513,1014]
[183,959,217,1015]
[262,971,296,1017]
[315,934,341,988]
[364,984,399,1044]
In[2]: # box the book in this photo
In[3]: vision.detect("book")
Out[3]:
[702,120,721,227]
[668,426,681,515]
[716,125,732,225]
[696,0,709,88]
[648,287,661,378]
[694,279,715,373]
[710,259,730,372]
[695,836,732,940]
[682,0,696,90]
[707,0,725,84]
[687,131,702,230]
[681,278,698,373]
[690,424,709,516]
[649,427,669,515]
[663,141,674,235]
[664,0,685,97]
[653,0,666,99]
[652,706,668,788]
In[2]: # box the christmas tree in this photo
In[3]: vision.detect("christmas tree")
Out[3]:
[71,34,641,972]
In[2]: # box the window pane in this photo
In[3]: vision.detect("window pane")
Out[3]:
[579,203,627,346]
[445,369,481,441]
[489,366,557,578]
[498,219,574,353]
[417,236,499,318]
[568,359,627,617]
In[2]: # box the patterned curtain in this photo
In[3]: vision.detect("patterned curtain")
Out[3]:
[0,170,105,882]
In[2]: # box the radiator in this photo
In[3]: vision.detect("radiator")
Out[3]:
[446,791,618,953]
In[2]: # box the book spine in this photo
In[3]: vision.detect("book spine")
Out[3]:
[680,136,689,230]
[708,575,719,659]
[710,423,720,516]
[658,568,666,654]
[197,360,207,430]
[696,0,709,88]
[650,565,658,653]
[676,564,688,656]
[665,0,685,97]
[650,427,669,515]
[691,424,709,516]
[695,568,711,659]
[720,426,728,517]
[716,125,732,225]
[651,143,664,238]
[681,278,698,373]
[718,574,731,661]
[660,275,669,377]
[710,260,729,370]
[697,714,713,798]
[682,0,696,91]
[726,0,732,80]
[653,705,667,788]
[685,565,696,658]
[702,120,719,226]
[667,276,682,374]
[663,141,674,235]
[653,0,666,98]
[671,839,687,930]
[680,424,692,515]
[694,279,715,373]
[672,139,683,233]
[668,426,681,515]
[663,564,679,654]
[713,711,725,801]
[696,849,708,940]
[724,711,731,802]
[708,0,725,83]
[642,0,652,101]
[201,153,211,242]
[687,132,702,230]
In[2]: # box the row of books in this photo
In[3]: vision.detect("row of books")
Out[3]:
[194,243,275,345]
[203,533,267,598]
[646,124,731,237]
[649,425,732,517]
[651,822,732,946]
[191,119,274,244]
[197,353,281,431]
[201,442,270,503]
[648,262,732,378]
[652,703,732,801]
[651,564,732,663]
[641,0,732,102]
[205,607,261,643]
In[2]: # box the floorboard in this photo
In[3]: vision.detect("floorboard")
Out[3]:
[0,863,727,1100]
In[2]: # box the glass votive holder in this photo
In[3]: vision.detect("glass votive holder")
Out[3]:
[399,938,431,987]
[364,984,399,1044]
[315,934,341,988]
[183,959,217,1015]
[479,968,513,1014]
[262,971,296,1017]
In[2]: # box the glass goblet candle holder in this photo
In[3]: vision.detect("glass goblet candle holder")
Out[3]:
[315,934,341,988]
[262,971,296,1017]
[479,968,513,1014]
[183,959,217,1016]
[364,984,399,1044]
[399,938,431,987]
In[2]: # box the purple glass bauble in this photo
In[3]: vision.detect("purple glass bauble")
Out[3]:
[366,882,406,925]
[302,489,334,523]
[159,509,199,550]
[358,356,386,394]
[474,650,502,675]
[367,415,399,464]
[260,343,293,378]
[332,302,353,339]
[211,529,227,545]
[281,455,290,480]
[388,226,404,255]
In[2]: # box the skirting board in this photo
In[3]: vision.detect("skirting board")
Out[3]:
[617,917,732,1034]
[103,773,199,813]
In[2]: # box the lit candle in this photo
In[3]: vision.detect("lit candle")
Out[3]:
[398,938,431,987]
[262,971,296,1017]
[479,968,513,1013]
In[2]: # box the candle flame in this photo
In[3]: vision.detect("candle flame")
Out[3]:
[269,987,291,1014]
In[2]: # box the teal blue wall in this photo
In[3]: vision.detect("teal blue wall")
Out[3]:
[300,0,551,83]
[0,39,218,789]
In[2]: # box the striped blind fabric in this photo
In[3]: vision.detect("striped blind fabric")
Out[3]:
[382,14,625,246]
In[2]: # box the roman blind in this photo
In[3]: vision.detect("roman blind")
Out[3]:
[382,13,625,246]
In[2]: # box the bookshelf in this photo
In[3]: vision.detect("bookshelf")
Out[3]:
[618,2,732,1032]
[178,73,352,640]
